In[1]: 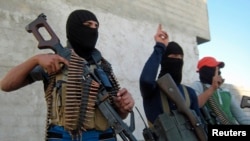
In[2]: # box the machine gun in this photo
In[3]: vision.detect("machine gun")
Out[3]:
[241,95,250,108]
[26,13,137,141]
[156,73,207,141]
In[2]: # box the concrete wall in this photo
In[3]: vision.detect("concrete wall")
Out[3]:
[0,0,248,141]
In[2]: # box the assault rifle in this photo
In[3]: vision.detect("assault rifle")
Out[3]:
[156,73,208,141]
[241,95,250,108]
[26,13,137,141]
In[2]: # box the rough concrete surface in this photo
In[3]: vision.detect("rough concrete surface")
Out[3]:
[0,0,249,141]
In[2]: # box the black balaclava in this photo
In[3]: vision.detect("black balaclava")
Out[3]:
[199,66,221,84]
[66,9,99,59]
[158,41,184,85]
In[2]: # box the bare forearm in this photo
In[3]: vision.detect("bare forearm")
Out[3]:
[0,55,39,92]
[1,53,69,92]
[198,86,216,107]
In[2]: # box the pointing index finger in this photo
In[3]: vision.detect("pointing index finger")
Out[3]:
[214,66,219,77]
[157,24,162,32]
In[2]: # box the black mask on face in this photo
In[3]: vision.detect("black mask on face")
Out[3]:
[66,10,99,58]
[158,42,184,85]
[199,66,221,84]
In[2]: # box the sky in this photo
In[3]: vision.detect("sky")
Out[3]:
[198,0,250,88]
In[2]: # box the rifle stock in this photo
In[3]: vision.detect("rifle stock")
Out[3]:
[157,73,207,141]
[25,13,69,57]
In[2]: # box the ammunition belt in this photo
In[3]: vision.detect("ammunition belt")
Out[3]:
[100,58,120,96]
[45,72,56,139]
[44,52,121,140]
[44,52,99,139]
[207,96,234,124]
[63,53,99,135]
[202,83,236,125]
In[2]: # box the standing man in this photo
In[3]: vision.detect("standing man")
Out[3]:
[1,9,135,141]
[139,24,204,140]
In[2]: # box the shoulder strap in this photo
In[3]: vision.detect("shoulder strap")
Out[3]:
[160,91,171,113]
[182,85,191,108]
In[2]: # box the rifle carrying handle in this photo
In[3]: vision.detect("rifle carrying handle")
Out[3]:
[25,13,59,53]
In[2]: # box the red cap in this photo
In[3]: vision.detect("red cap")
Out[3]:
[197,56,225,72]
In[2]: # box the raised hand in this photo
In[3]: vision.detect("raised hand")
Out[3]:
[212,67,224,89]
[154,24,169,46]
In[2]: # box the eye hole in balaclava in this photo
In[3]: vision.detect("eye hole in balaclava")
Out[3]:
[158,41,184,85]
[199,66,221,85]
[66,9,99,58]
